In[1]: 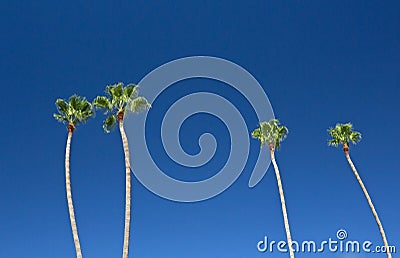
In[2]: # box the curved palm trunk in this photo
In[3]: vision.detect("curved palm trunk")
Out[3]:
[119,118,132,258]
[65,128,83,258]
[344,150,391,258]
[270,148,295,258]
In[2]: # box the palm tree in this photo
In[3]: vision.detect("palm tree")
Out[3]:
[54,94,94,258]
[94,82,150,258]
[252,119,295,258]
[328,123,391,258]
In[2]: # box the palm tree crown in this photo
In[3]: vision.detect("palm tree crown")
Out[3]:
[54,94,94,131]
[328,122,361,149]
[252,119,288,150]
[93,82,150,132]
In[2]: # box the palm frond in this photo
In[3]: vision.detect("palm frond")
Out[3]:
[275,124,288,150]
[75,102,94,124]
[350,131,362,144]
[53,113,69,123]
[103,114,117,133]
[55,99,69,115]
[107,82,124,108]
[252,127,266,147]
[69,95,79,110]
[93,96,113,113]
[251,127,262,139]
[123,84,139,102]
[128,96,150,113]
[327,127,340,147]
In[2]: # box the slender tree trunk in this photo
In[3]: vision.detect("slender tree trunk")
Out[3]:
[119,117,132,258]
[270,148,295,258]
[344,149,391,258]
[65,126,83,258]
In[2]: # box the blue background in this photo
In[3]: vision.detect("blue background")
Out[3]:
[0,1,398,257]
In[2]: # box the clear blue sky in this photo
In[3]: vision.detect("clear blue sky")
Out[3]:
[0,1,399,257]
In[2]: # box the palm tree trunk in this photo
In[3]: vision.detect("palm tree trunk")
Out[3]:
[65,129,83,258]
[345,151,391,258]
[270,148,295,258]
[119,119,132,258]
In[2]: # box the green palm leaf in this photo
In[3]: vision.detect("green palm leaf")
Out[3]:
[124,84,139,101]
[93,96,112,113]
[128,96,151,113]
[103,115,117,133]
[53,113,69,123]
[55,99,69,115]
